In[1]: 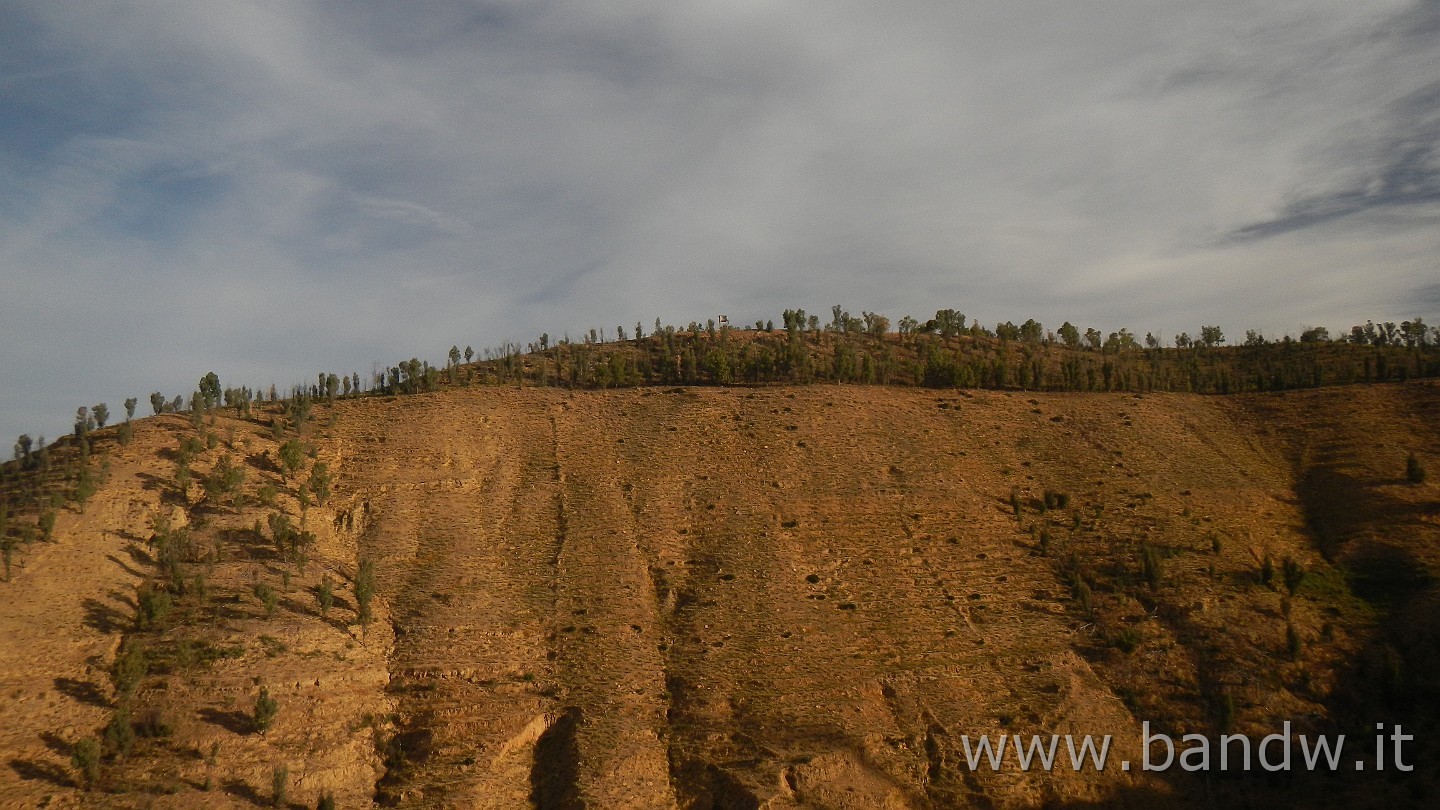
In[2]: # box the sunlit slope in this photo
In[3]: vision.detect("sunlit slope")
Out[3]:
[325,382,1436,807]
[4,380,1435,808]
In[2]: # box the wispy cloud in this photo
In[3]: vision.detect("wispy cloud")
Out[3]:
[1,1,1438,442]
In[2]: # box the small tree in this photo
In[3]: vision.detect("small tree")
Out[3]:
[271,764,289,808]
[254,582,278,618]
[71,737,101,789]
[278,440,306,481]
[1407,452,1426,484]
[38,510,56,542]
[253,687,279,734]
[316,576,334,616]
[1281,557,1306,595]
[150,392,166,416]
[355,558,377,628]
[307,462,331,506]
[124,397,138,422]
[203,455,246,508]
[93,403,110,429]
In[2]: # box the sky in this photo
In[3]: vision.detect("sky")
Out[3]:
[2,0,1438,445]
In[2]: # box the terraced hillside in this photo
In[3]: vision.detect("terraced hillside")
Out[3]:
[2,381,1436,808]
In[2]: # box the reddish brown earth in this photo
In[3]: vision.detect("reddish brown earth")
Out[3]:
[2,381,1436,808]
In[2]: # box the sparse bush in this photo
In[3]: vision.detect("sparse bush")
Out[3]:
[257,483,278,507]
[307,462,331,506]
[1260,553,1275,588]
[1009,487,1022,519]
[254,583,278,618]
[1043,490,1070,510]
[272,764,289,808]
[1140,544,1163,590]
[317,789,336,810]
[71,737,101,789]
[135,706,174,738]
[1037,528,1051,556]
[136,581,172,629]
[1286,623,1302,661]
[203,454,246,508]
[316,576,334,616]
[111,639,147,697]
[105,704,135,759]
[253,687,279,734]
[278,440,306,481]
[73,467,99,511]
[355,558,377,628]
[38,510,56,542]
[1281,557,1306,595]
[1110,626,1141,654]
[1407,452,1426,484]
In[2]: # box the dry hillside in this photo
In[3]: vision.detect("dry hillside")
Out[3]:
[2,381,1437,808]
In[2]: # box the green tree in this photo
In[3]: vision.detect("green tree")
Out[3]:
[198,372,222,409]
[1408,452,1426,484]
[150,392,166,416]
[1057,322,1081,349]
[316,576,334,616]
[278,440,306,481]
[124,397,138,421]
[71,737,101,789]
[307,462,331,506]
[272,764,289,808]
[203,455,246,508]
[92,403,109,429]
[253,687,279,734]
[355,558,377,628]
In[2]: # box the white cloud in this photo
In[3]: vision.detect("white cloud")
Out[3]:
[1,0,1437,442]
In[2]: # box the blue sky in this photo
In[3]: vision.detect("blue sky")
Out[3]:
[2,0,1438,445]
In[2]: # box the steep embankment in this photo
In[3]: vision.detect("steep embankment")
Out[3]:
[2,381,1436,808]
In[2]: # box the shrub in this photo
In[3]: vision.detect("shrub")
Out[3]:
[355,558,377,628]
[316,576,334,616]
[256,483,278,507]
[254,583,278,618]
[136,582,172,629]
[1286,623,1302,661]
[1407,452,1426,484]
[203,455,246,508]
[92,403,109,429]
[38,510,56,542]
[71,737,101,788]
[278,440,306,481]
[1110,626,1141,654]
[1140,544,1163,590]
[253,687,279,734]
[111,640,148,697]
[1281,557,1306,595]
[1009,487,1022,519]
[307,462,331,506]
[74,467,99,511]
[105,705,135,759]
[317,789,336,810]
[272,764,289,808]
[124,397,138,421]
[1259,553,1275,588]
